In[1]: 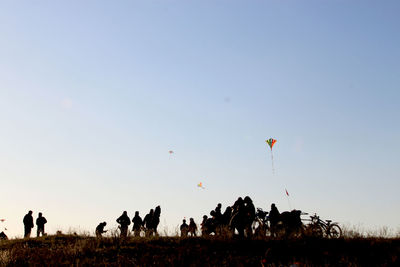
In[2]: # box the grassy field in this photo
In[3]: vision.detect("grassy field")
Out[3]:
[0,234,399,266]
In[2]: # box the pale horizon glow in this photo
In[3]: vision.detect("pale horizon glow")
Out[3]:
[0,0,399,238]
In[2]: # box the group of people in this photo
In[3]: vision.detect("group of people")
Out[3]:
[200,196,256,237]
[179,218,197,237]
[23,210,47,238]
[20,199,292,239]
[198,197,298,238]
[96,206,161,238]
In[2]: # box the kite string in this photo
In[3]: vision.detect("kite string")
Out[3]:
[268,141,295,211]
[285,192,292,213]
[268,143,294,210]
[286,192,292,211]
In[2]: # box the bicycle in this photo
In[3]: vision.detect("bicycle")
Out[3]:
[307,214,342,238]
[253,208,269,237]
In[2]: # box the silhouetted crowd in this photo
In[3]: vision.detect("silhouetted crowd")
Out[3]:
[195,196,256,238]
[19,197,303,239]
[21,206,162,239]
[182,197,302,238]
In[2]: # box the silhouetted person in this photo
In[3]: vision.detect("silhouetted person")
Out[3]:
[152,205,161,236]
[96,222,107,238]
[269,203,280,224]
[23,210,34,238]
[210,210,216,219]
[279,210,302,237]
[212,203,223,235]
[116,211,130,238]
[180,219,188,237]
[222,206,232,225]
[244,196,256,237]
[220,206,232,236]
[36,212,47,237]
[143,209,154,237]
[269,203,280,236]
[201,215,208,236]
[232,197,244,213]
[188,218,197,237]
[230,197,246,238]
[132,211,143,237]
[214,203,222,222]
[205,216,216,235]
[210,210,221,235]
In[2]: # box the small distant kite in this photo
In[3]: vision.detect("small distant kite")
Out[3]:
[197,182,205,189]
[168,150,174,154]
[0,219,5,222]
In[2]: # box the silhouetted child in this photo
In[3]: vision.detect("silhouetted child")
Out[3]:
[116,211,130,238]
[96,222,107,238]
[180,219,188,237]
[23,210,34,238]
[36,212,47,237]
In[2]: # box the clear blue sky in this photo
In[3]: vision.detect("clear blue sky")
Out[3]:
[1,0,399,238]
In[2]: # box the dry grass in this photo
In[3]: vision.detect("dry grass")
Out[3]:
[0,232,399,266]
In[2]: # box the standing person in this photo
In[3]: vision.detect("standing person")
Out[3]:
[132,211,143,237]
[244,196,256,237]
[222,206,232,225]
[201,215,208,236]
[269,203,280,237]
[232,197,244,213]
[116,211,131,238]
[213,203,223,235]
[143,209,154,237]
[152,206,161,236]
[188,218,197,237]
[23,210,34,238]
[36,212,47,237]
[180,219,188,237]
[95,222,107,238]
[214,203,223,223]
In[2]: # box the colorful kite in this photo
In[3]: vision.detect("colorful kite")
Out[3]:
[197,182,205,189]
[0,219,4,222]
[266,138,276,150]
[169,150,174,154]
[265,138,277,175]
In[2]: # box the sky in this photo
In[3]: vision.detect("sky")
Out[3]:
[0,0,399,238]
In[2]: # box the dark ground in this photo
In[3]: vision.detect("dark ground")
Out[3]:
[0,235,399,266]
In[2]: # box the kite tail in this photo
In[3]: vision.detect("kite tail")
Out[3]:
[270,150,275,176]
